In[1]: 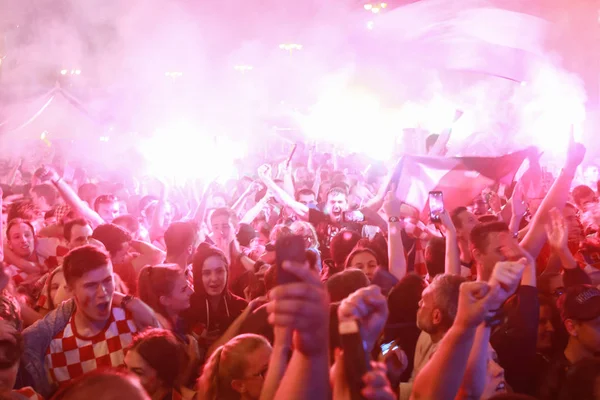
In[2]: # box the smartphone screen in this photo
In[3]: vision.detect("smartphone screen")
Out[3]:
[380,341,399,356]
[428,191,444,222]
[275,235,306,285]
[343,210,365,223]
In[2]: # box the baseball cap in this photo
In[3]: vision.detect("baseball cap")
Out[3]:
[558,285,600,321]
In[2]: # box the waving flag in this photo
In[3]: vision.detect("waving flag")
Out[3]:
[393,149,530,219]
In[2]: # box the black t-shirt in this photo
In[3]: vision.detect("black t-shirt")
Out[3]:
[308,208,362,261]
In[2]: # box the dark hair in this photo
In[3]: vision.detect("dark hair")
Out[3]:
[7,200,41,222]
[64,218,89,242]
[93,194,119,212]
[326,269,369,303]
[92,224,132,257]
[50,369,149,400]
[572,185,596,207]
[387,274,427,325]
[127,329,188,389]
[6,218,35,238]
[192,243,229,297]
[63,245,111,285]
[31,184,58,206]
[345,247,380,270]
[469,221,510,254]
[164,221,198,257]
[137,264,183,318]
[330,230,361,269]
[0,333,24,370]
[113,214,141,235]
[425,236,446,278]
[210,207,233,223]
[450,206,468,230]
[295,189,316,201]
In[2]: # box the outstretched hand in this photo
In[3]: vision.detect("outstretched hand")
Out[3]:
[566,128,586,172]
[545,208,568,251]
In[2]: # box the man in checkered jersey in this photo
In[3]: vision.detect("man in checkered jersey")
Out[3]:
[21,245,160,397]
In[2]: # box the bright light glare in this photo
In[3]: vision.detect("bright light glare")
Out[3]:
[301,88,401,161]
[381,3,387,8]
[364,4,372,10]
[60,70,67,75]
[40,131,47,140]
[140,121,246,183]
[517,64,586,157]
[372,7,380,13]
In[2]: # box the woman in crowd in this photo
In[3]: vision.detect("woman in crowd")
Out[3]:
[290,220,322,272]
[124,329,191,400]
[182,243,248,355]
[196,334,272,400]
[344,247,380,281]
[137,264,193,337]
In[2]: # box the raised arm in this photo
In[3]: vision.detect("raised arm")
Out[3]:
[231,183,258,217]
[439,210,461,276]
[456,324,491,400]
[129,240,166,273]
[42,168,104,227]
[260,326,292,400]
[149,179,168,243]
[257,164,309,220]
[520,135,585,259]
[268,262,331,400]
[383,192,407,281]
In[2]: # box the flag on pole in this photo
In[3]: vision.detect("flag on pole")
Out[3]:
[393,149,530,219]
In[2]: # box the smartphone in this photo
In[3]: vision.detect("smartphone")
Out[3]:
[275,235,306,285]
[428,191,444,222]
[339,319,371,400]
[380,340,399,357]
[343,210,365,223]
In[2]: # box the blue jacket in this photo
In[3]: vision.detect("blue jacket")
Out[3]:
[21,299,76,398]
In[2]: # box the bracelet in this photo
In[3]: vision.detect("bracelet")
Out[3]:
[388,216,401,223]
[484,308,504,328]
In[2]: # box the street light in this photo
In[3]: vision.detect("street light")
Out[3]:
[279,43,303,55]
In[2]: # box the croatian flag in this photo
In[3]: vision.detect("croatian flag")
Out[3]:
[393,149,530,219]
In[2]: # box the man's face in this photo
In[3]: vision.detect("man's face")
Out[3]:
[211,214,232,242]
[7,223,35,258]
[68,264,115,323]
[457,210,478,240]
[475,231,516,281]
[98,201,120,223]
[563,207,583,243]
[68,224,94,249]
[579,193,598,211]
[325,193,348,222]
[569,316,600,355]
[537,305,555,352]
[416,285,437,334]
[0,359,19,396]
[298,193,316,207]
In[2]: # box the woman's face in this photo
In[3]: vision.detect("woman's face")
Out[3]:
[202,256,228,297]
[50,270,70,308]
[348,251,378,281]
[163,274,193,313]
[232,343,272,400]
[482,348,507,398]
[124,348,161,396]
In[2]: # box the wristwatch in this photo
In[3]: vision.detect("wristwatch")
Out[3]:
[388,216,401,223]
[121,295,135,309]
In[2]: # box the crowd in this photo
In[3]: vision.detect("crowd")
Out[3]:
[0,133,597,400]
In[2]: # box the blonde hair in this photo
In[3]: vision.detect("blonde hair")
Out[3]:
[197,334,270,400]
[290,221,319,249]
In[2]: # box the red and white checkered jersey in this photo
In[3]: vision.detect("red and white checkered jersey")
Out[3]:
[45,306,138,387]
[13,386,44,399]
[6,237,69,287]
